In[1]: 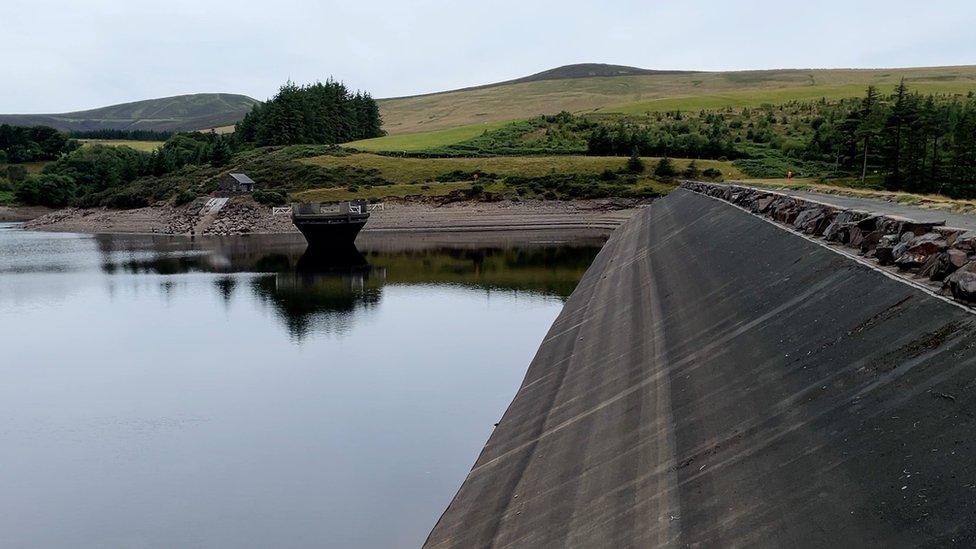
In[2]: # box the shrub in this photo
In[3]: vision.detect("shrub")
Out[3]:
[173,189,198,206]
[625,148,645,174]
[682,160,701,179]
[435,169,496,182]
[653,157,677,178]
[252,189,287,206]
[7,165,27,183]
[702,168,723,180]
[14,174,78,207]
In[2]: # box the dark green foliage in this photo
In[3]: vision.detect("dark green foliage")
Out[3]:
[209,135,232,167]
[252,189,287,206]
[237,80,384,146]
[7,165,27,183]
[682,160,700,179]
[0,124,78,163]
[799,85,976,196]
[14,174,78,207]
[587,117,740,159]
[423,113,594,156]
[653,157,676,177]
[626,147,645,173]
[70,129,172,141]
[434,169,497,182]
[173,189,198,206]
[702,168,723,180]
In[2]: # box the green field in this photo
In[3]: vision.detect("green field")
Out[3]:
[78,139,164,151]
[304,153,742,184]
[345,121,511,152]
[378,65,976,134]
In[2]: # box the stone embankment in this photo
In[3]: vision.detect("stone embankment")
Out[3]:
[683,181,976,305]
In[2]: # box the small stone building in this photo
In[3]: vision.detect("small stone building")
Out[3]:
[219,173,256,194]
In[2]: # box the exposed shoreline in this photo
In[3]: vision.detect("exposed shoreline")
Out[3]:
[17,198,644,236]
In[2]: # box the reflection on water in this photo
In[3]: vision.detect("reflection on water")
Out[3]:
[82,231,601,340]
[0,224,604,548]
[257,246,381,339]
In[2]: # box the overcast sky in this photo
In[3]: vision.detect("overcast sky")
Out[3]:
[3,0,975,113]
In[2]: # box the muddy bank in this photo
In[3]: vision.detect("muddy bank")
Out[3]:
[0,205,51,222]
[22,197,644,236]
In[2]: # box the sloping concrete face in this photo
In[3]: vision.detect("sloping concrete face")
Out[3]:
[426,189,976,548]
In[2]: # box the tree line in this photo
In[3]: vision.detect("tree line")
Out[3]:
[587,119,741,159]
[10,132,235,207]
[5,78,383,208]
[0,124,79,163]
[235,80,384,146]
[582,85,976,197]
[804,84,976,197]
[70,129,173,141]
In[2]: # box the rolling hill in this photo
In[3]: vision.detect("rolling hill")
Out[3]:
[0,93,259,132]
[375,64,976,136]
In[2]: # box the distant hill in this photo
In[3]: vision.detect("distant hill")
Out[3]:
[376,64,976,135]
[387,64,694,100]
[0,93,259,132]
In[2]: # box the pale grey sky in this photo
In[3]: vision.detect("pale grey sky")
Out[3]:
[3,0,975,113]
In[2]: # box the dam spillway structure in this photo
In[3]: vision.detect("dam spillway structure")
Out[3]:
[291,201,369,248]
[426,187,976,547]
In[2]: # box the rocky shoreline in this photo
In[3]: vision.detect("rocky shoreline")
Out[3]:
[683,181,976,305]
[20,197,644,236]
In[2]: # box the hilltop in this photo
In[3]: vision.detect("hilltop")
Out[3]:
[0,93,259,132]
[386,63,693,100]
[376,64,976,134]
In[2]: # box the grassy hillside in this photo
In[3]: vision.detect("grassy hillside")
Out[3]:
[304,152,742,183]
[345,121,510,152]
[376,65,976,135]
[0,93,259,132]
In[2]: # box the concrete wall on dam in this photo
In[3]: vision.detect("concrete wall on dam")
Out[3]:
[425,189,976,548]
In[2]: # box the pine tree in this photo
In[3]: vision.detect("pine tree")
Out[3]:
[856,86,884,183]
[625,147,645,173]
[654,156,677,178]
[210,135,232,167]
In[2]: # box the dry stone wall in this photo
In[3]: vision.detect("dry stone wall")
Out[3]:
[682,181,976,305]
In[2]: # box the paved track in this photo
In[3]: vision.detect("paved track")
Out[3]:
[426,189,976,548]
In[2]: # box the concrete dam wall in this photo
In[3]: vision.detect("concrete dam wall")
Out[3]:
[426,189,976,548]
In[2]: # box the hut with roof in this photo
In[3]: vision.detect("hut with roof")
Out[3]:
[218,173,256,195]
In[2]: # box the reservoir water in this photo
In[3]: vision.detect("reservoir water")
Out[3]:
[0,223,602,548]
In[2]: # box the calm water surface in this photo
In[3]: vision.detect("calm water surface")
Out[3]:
[0,223,602,548]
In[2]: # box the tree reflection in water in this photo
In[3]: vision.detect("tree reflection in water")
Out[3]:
[251,245,384,340]
[88,232,602,340]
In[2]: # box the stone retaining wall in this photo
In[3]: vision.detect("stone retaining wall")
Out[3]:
[681,181,976,304]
